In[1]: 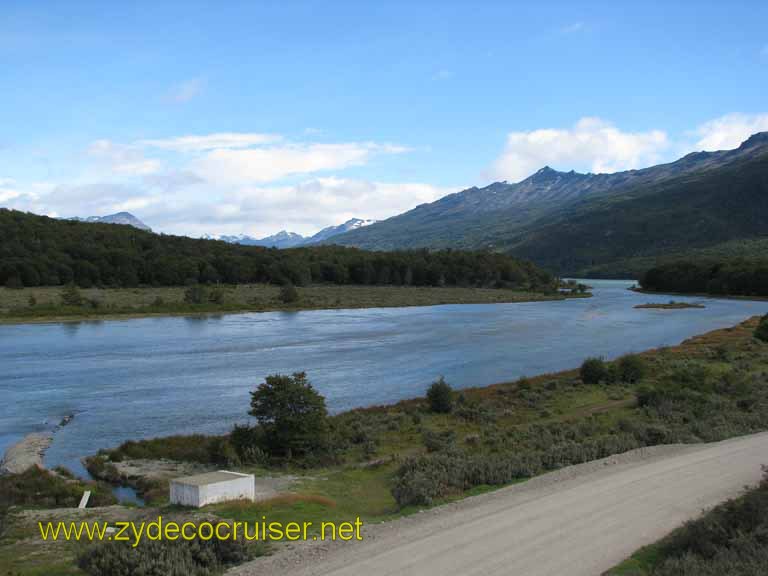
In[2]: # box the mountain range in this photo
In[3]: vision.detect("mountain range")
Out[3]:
[203,218,377,248]
[67,133,768,278]
[327,132,768,276]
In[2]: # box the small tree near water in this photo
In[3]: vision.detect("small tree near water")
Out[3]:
[427,377,453,413]
[580,357,608,385]
[248,372,328,458]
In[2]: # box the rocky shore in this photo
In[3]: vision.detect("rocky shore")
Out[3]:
[0,432,53,475]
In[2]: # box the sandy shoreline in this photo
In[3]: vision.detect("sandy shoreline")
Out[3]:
[0,432,53,475]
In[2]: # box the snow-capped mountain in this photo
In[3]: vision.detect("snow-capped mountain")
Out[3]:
[69,212,151,231]
[304,218,377,244]
[207,218,377,248]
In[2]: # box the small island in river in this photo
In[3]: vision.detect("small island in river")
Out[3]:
[634,301,706,310]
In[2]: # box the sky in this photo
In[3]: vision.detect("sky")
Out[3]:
[1,0,767,237]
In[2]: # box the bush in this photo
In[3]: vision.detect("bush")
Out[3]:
[229,424,268,464]
[279,283,299,304]
[755,315,768,343]
[60,283,84,306]
[184,284,207,304]
[0,467,116,509]
[422,429,456,452]
[617,354,646,384]
[580,357,608,384]
[78,537,255,576]
[636,470,768,576]
[426,377,453,413]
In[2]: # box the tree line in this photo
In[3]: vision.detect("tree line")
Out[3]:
[640,258,768,296]
[0,209,552,289]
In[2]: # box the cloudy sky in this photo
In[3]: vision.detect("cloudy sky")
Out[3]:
[1,1,767,237]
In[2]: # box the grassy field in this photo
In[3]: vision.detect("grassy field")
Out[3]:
[0,283,583,324]
[3,316,767,575]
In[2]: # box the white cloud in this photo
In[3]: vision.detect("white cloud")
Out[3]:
[138,133,281,152]
[491,118,669,182]
[693,113,768,151]
[167,77,205,103]
[88,140,161,175]
[194,142,409,184]
[158,177,455,237]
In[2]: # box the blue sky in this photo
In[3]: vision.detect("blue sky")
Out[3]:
[1,0,767,236]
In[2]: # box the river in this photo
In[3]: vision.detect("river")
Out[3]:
[1,280,766,474]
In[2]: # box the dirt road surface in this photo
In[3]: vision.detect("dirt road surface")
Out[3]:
[230,432,768,576]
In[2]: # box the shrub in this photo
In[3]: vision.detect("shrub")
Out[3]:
[580,357,608,384]
[61,283,84,306]
[617,354,646,384]
[755,314,768,343]
[426,377,453,413]
[422,429,456,452]
[78,537,255,576]
[279,283,299,304]
[229,424,268,464]
[184,284,207,304]
[0,467,116,509]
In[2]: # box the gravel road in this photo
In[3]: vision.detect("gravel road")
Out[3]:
[230,431,768,576]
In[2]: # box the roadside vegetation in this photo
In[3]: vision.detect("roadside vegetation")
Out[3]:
[605,468,768,575]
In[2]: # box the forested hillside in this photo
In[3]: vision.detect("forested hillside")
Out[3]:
[0,209,552,289]
[640,259,768,297]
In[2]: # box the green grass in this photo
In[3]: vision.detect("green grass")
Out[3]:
[605,545,662,575]
[0,283,580,324]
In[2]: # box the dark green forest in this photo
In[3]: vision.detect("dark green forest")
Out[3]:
[0,209,552,289]
[640,259,768,296]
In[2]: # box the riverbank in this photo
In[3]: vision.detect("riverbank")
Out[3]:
[0,284,587,324]
[0,433,52,475]
[631,286,768,302]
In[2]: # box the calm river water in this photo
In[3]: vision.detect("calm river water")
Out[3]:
[2,280,767,474]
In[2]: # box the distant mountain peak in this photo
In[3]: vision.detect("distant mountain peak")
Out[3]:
[69,212,151,231]
[739,131,768,149]
[205,217,377,248]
